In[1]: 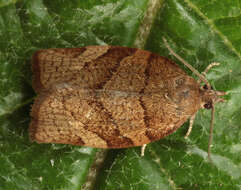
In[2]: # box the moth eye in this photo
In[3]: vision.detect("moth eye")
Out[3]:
[202,84,213,90]
[204,101,212,109]
[203,84,209,90]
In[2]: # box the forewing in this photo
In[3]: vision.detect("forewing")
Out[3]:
[31,46,137,93]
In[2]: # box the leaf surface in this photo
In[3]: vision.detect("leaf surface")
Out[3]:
[0,0,240,189]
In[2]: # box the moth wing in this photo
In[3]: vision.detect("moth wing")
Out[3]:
[29,83,195,148]
[30,85,148,148]
[30,47,201,148]
[32,46,137,93]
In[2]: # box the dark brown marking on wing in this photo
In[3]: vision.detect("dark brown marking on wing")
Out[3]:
[162,56,186,75]
[86,99,134,148]
[81,123,108,146]
[95,128,134,148]
[94,47,137,89]
[76,137,85,145]
[31,51,43,92]
[90,47,138,147]
[139,54,153,131]
[107,129,134,148]
[145,129,160,142]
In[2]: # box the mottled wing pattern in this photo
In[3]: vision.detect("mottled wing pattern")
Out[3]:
[32,46,136,92]
[30,46,201,148]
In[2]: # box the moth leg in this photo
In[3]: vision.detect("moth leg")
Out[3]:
[197,62,220,84]
[184,114,196,139]
[141,144,147,156]
[203,62,220,75]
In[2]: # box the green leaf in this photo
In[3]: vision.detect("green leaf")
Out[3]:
[0,0,240,189]
[0,0,18,8]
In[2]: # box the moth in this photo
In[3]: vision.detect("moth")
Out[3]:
[29,38,226,161]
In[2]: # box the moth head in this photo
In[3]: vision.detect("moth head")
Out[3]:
[162,37,227,162]
[200,84,226,110]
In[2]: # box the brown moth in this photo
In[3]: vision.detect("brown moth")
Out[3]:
[29,38,226,161]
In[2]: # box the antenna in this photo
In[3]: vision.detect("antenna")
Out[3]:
[208,102,215,162]
[162,37,211,89]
